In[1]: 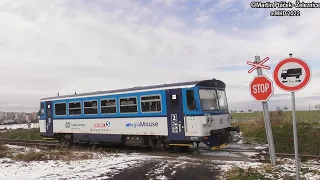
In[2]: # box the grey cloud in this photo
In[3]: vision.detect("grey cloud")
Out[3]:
[270,93,290,99]
[299,95,320,102]
[226,83,248,90]
[0,93,44,112]
[1,0,320,112]
[314,71,320,78]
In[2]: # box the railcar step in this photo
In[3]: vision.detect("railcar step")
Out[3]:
[168,143,193,147]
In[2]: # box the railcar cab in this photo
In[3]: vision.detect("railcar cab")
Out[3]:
[181,78,239,149]
[182,78,229,115]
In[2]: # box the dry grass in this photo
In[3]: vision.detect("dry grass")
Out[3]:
[14,151,46,162]
[12,147,95,162]
[224,163,319,180]
[0,143,96,162]
[0,142,8,158]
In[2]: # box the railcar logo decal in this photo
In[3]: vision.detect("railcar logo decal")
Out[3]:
[126,122,159,128]
[94,121,111,128]
[65,122,70,128]
[65,122,86,129]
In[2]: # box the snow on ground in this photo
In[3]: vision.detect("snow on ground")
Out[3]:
[0,154,156,180]
[0,123,39,130]
[0,144,319,179]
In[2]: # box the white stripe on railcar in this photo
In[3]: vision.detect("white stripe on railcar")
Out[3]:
[43,117,169,136]
[40,114,231,137]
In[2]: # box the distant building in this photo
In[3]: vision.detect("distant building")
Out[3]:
[0,111,39,124]
[0,111,5,124]
[6,112,15,121]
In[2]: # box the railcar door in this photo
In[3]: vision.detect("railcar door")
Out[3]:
[166,89,185,141]
[45,101,54,136]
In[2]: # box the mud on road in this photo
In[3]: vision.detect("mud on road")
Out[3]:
[101,158,220,180]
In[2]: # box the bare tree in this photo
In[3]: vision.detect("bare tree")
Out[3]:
[247,109,253,112]
[315,105,320,110]
[283,106,288,111]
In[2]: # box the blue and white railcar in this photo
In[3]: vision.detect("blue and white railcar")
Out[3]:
[39,78,239,150]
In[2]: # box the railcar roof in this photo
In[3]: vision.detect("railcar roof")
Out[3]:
[40,78,225,101]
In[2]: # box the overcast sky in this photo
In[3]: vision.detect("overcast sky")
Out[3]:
[0,0,320,112]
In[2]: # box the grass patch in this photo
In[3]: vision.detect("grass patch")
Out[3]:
[0,128,43,140]
[232,110,320,155]
[225,167,271,180]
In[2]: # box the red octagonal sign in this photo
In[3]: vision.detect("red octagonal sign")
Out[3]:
[250,75,274,101]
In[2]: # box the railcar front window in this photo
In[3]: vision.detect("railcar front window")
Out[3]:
[217,90,228,110]
[199,89,219,111]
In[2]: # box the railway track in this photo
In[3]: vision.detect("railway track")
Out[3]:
[1,139,320,161]
[0,138,59,147]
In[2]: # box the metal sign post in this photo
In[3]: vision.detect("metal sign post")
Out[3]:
[273,53,312,180]
[289,53,300,180]
[27,121,31,140]
[248,56,276,166]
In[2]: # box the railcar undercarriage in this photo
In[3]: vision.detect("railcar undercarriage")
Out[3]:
[46,126,240,152]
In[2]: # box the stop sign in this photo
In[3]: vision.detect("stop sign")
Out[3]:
[250,75,274,101]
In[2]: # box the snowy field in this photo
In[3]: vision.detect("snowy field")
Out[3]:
[0,144,319,180]
[0,123,39,130]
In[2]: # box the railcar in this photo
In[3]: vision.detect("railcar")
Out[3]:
[39,78,239,151]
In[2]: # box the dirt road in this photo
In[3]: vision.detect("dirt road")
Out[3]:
[106,158,219,180]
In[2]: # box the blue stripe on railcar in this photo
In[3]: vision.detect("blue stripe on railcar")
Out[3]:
[52,89,167,120]
[182,87,202,116]
[41,86,229,120]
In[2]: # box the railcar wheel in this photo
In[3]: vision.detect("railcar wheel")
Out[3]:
[60,134,74,148]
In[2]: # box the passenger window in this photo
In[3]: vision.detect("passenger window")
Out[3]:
[141,95,161,112]
[55,103,67,115]
[119,97,137,113]
[69,102,82,115]
[186,90,197,110]
[84,100,98,115]
[101,99,117,114]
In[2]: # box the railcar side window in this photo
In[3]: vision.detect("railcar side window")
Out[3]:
[55,103,66,115]
[84,100,98,115]
[40,103,45,116]
[120,97,137,113]
[101,99,117,114]
[141,95,161,112]
[186,90,196,110]
[69,102,81,115]
[217,90,228,109]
